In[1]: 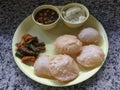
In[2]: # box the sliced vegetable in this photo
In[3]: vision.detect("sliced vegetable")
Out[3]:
[22,56,36,62]
[15,34,46,63]
[15,50,24,58]
[18,46,36,56]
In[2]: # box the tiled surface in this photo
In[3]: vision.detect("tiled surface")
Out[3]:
[0,0,120,90]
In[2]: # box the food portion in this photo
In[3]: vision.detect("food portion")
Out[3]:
[16,27,105,83]
[62,6,86,24]
[49,54,79,82]
[76,45,105,69]
[13,3,107,85]
[34,55,52,78]
[34,54,79,82]
[32,27,105,82]
[15,34,46,62]
[78,28,100,45]
[54,35,82,57]
[35,9,59,24]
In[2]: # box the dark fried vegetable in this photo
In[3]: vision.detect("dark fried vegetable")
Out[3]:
[23,34,33,42]
[39,42,45,46]
[22,56,36,62]
[29,44,38,52]
[38,46,46,50]
[25,39,33,45]
[15,34,46,63]
[15,50,24,58]
[32,37,39,43]
[25,37,39,47]
[32,41,45,47]
[32,42,40,47]
[25,43,39,52]
[18,46,36,56]
[16,34,33,48]
[25,40,33,50]
[16,39,25,48]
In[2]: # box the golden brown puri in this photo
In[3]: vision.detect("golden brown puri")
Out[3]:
[78,28,100,45]
[76,45,105,69]
[34,55,52,78]
[49,54,79,82]
[54,35,82,57]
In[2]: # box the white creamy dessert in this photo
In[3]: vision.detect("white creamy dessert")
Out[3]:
[63,6,86,24]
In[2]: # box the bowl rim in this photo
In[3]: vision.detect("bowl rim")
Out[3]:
[32,5,60,26]
[61,3,90,25]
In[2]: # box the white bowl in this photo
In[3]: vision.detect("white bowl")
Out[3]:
[32,5,60,30]
[61,3,89,28]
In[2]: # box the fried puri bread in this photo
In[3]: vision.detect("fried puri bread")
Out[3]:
[34,55,52,78]
[77,45,105,69]
[49,54,79,82]
[55,35,82,57]
[78,28,100,45]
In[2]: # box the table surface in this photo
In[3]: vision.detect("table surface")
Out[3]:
[0,0,120,90]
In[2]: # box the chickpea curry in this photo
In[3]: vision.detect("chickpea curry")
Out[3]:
[35,9,59,24]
